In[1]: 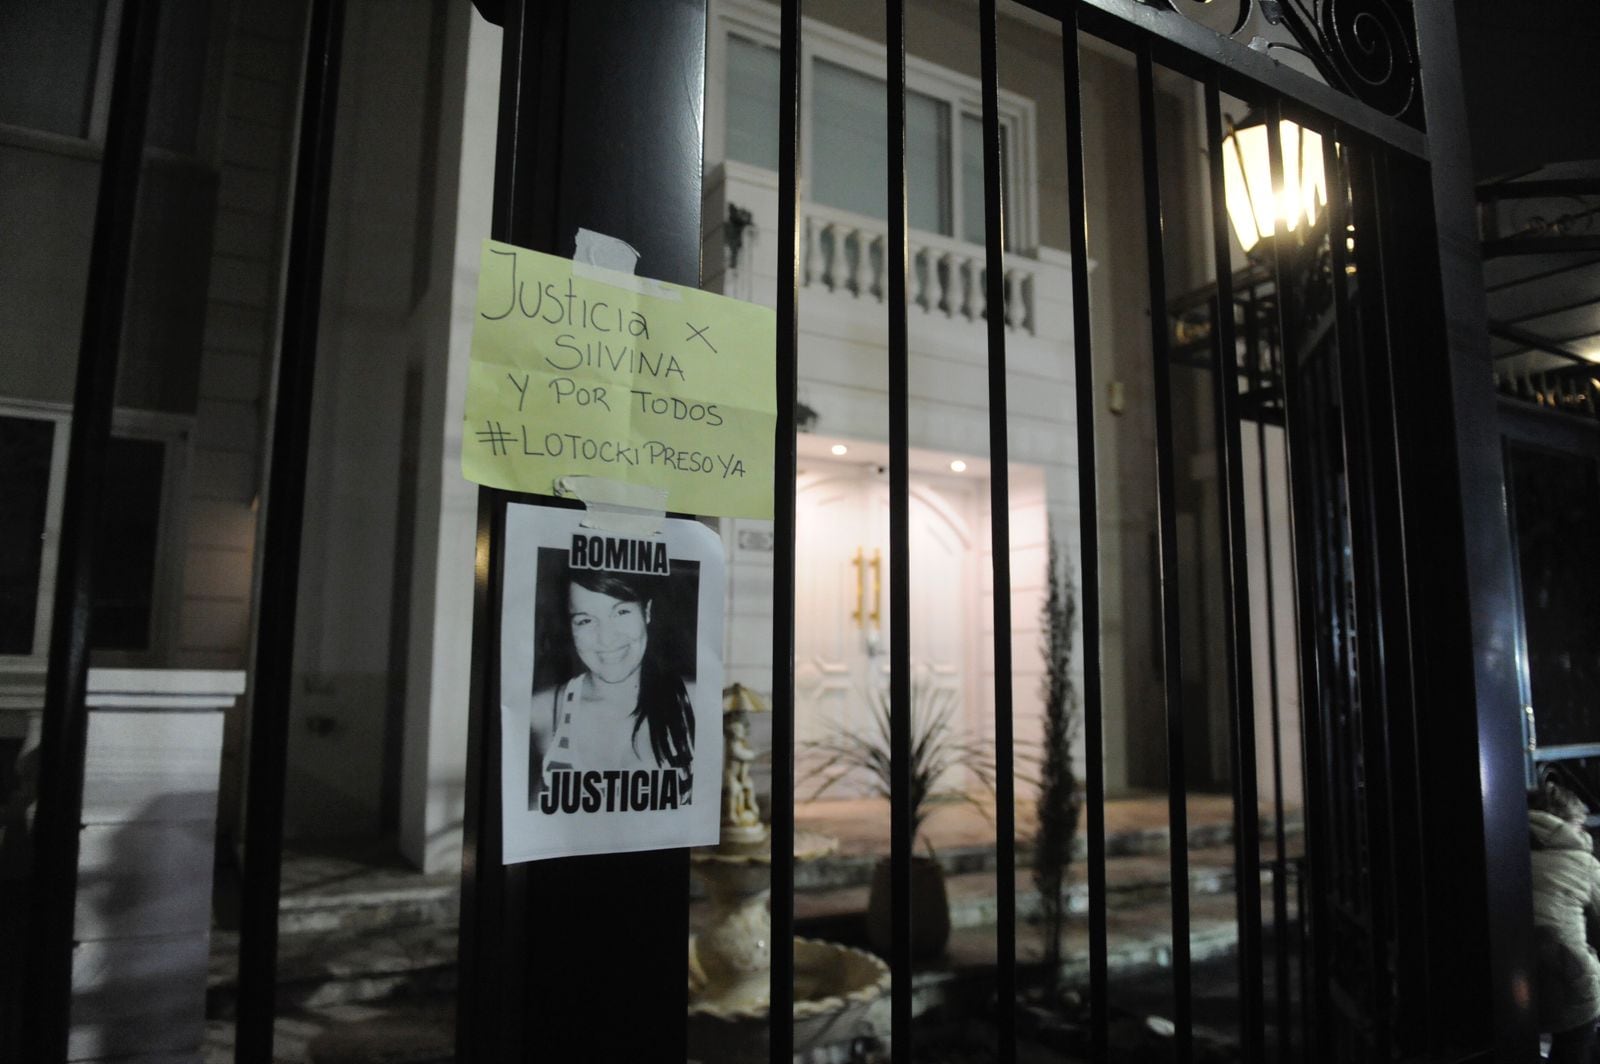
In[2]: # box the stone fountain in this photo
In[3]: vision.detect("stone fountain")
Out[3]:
[687,685,890,1063]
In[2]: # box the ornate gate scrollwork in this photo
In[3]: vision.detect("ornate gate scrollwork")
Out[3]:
[1143,0,1421,124]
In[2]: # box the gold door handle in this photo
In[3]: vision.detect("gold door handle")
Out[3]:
[869,548,882,625]
[851,547,865,627]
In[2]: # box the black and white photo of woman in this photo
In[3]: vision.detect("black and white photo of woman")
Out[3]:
[498,504,724,863]
[527,556,700,807]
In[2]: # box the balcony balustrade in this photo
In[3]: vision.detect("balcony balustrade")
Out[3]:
[801,202,1037,335]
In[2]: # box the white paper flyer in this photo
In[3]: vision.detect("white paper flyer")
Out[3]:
[499,502,725,862]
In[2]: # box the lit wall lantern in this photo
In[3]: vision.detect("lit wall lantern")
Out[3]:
[1221,113,1328,255]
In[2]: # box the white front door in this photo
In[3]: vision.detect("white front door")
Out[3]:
[794,461,981,796]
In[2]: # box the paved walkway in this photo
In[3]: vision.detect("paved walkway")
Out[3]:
[205,794,1302,1062]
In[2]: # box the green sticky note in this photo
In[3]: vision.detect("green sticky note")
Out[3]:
[462,239,777,519]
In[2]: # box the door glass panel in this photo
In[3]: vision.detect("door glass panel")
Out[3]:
[812,58,950,237]
[813,58,889,221]
[0,0,108,137]
[0,416,55,655]
[89,437,165,652]
[726,34,781,171]
[145,0,212,154]
[959,112,1007,249]
[1510,443,1600,749]
[906,90,950,236]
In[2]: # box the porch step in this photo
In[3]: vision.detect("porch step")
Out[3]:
[789,845,1265,942]
[207,921,458,1018]
[911,890,1249,1019]
[732,816,1301,898]
[276,851,460,936]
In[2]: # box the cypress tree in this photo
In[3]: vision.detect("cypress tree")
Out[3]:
[1033,526,1082,988]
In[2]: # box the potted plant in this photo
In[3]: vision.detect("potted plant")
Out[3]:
[802,672,995,961]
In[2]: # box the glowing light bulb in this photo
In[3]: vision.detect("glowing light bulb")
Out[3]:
[949,459,967,473]
[830,444,848,456]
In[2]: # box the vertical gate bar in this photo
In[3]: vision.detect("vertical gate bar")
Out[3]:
[234,3,345,1061]
[458,492,523,1062]
[1297,856,1312,1054]
[768,0,803,1057]
[1057,5,1109,1058]
[1314,141,1362,1030]
[1325,131,1396,1060]
[1248,279,1293,1061]
[885,0,915,1056]
[488,0,555,245]
[457,0,543,1057]
[1134,45,1193,1064]
[1202,78,1264,1063]
[1266,100,1331,1061]
[976,3,1016,1057]
[22,0,163,1057]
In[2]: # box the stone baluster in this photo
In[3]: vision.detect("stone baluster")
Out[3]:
[821,223,840,291]
[803,216,817,288]
[937,252,954,317]
[869,234,885,302]
[844,227,861,297]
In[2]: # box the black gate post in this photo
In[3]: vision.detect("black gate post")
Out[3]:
[1404,5,1537,1061]
[458,2,707,1060]
[235,4,346,1060]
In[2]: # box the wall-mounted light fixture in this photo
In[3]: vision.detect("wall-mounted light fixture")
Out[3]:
[1220,112,1327,255]
[831,444,849,456]
[949,460,967,473]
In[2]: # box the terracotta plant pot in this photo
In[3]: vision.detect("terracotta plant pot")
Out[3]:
[865,854,951,961]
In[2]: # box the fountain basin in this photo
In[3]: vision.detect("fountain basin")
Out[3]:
[688,936,890,1063]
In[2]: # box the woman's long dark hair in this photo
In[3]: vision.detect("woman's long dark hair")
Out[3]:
[568,569,695,787]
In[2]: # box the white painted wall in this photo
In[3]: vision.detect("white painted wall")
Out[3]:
[284,0,449,839]
[397,5,500,872]
[1241,425,1305,817]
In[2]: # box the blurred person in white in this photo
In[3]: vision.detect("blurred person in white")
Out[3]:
[1530,771,1600,1063]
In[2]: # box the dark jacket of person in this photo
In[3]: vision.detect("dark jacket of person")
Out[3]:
[1531,808,1600,1034]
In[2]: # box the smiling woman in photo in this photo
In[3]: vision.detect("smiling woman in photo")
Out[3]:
[529,568,695,803]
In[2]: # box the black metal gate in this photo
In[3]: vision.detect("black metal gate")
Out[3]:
[11,0,1539,1062]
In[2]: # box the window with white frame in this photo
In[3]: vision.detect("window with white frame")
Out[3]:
[0,404,188,666]
[0,0,213,154]
[713,1,1036,252]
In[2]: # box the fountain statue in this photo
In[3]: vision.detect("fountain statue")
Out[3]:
[687,684,890,1062]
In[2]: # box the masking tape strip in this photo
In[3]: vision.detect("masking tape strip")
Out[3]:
[554,475,670,536]
[571,227,681,301]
